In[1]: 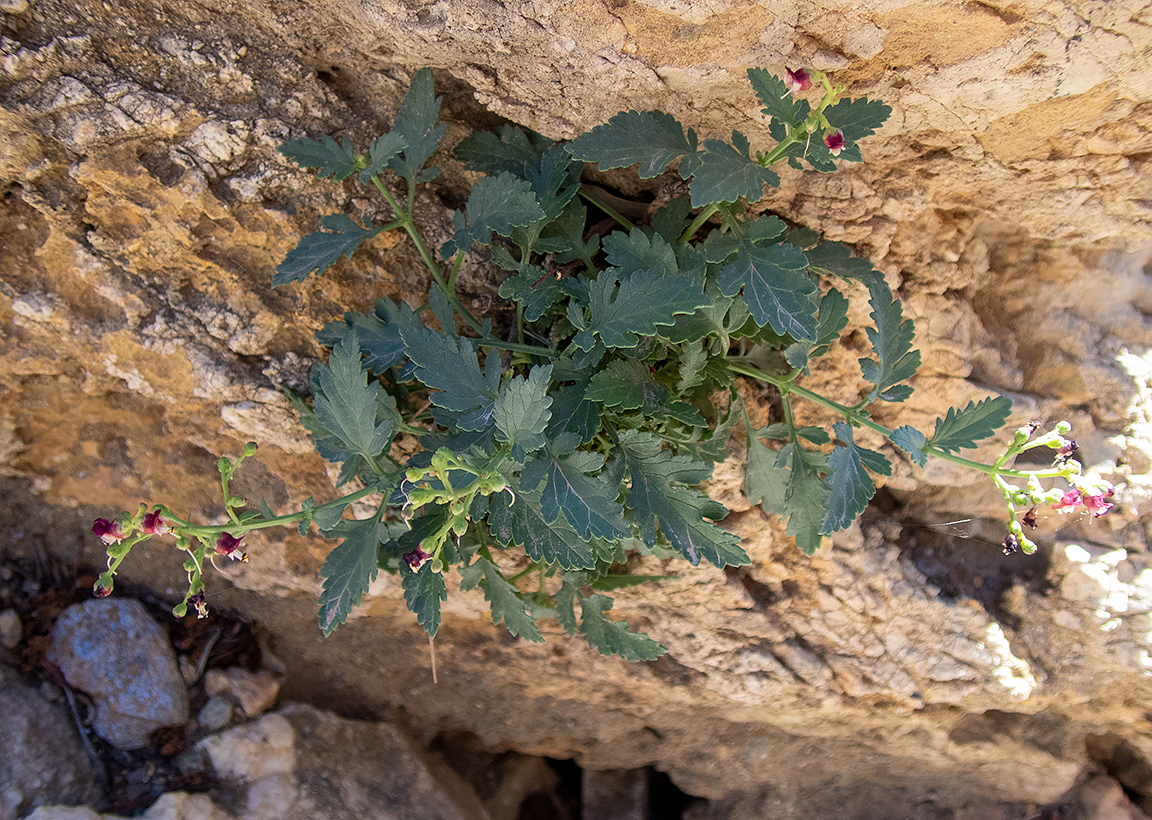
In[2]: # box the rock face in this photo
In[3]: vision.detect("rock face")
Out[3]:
[2,0,1152,815]
[48,599,189,749]
[0,673,100,820]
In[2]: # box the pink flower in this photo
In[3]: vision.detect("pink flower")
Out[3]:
[784,67,812,93]
[404,546,432,571]
[214,532,247,562]
[1052,489,1082,513]
[141,511,170,536]
[92,518,127,545]
[823,130,845,156]
[1084,492,1113,517]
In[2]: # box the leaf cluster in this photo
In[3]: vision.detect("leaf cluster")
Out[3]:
[272,69,1013,660]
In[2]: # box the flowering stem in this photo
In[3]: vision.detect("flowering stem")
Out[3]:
[162,484,382,538]
[726,361,1059,480]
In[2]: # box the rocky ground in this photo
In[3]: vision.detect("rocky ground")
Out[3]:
[0,552,1150,820]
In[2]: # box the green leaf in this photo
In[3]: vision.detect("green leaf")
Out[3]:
[397,320,500,431]
[387,68,447,182]
[521,449,630,541]
[578,593,667,661]
[359,132,408,183]
[573,269,709,350]
[927,396,1013,454]
[554,582,580,636]
[542,201,599,269]
[274,215,382,287]
[716,226,816,341]
[685,131,780,207]
[782,443,829,556]
[498,265,564,323]
[804,241,884,286]
[546,379,601,443]
[825,96,892,144]
[745,430,788,515]
[401,562,447,638]
[603,228,678,277]
[811,289,850,358]
[455,124,549,175]
[318,517,381,637]
[821,422,891,534]
[494,364,553,460]
[486,483,597,569]
[891,425,928,467]
[298,497,315,536]
[565,110,698,178]
[591,574,679,592]
[459,557,544,642]
[676,342,709,394]
[312,500,349,533]
[858,281,921,402]
[442,172,546,257]
[746,69,809,127]
[278,135,360,181]
[311,330,393,463]
[316,300,409,373]
[585,359,668,412]
[619,430,748,568]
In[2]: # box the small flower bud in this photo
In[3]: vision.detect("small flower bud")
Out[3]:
[784,67,813,93]
[823,130,846,156]
[92,517,127,545]
[243,442,259,457]
[1002,534,1020,555]
[1055,421,1072,435]
[93,574,114,598]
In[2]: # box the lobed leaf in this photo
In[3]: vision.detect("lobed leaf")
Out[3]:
[459,557,544,642]
[578,593,667,661]
[685,131,780,207]
[620,431,748,568]
[574,269,709,350]
[494,364,554,460]
[820,422,891,534]
[565,110,698,179]
[279,135,360,181]
[359,132,408,183]
[891,425,928,467]
[858,281,920,402]
[716,226,816,341]
[745,430,788,515]
[317,517,381,637]
[781,443,829,556]
[804,241,884,286]
[486,482,597,569]
[274,214,382,287]
[397,321,500,432]
[521,448,630,541]
[927,396,1013,454]
[387,68,448,182]
[746,69,809,128]
[311,330,394,463]
[401,562,447,638]
[442,172,546,257]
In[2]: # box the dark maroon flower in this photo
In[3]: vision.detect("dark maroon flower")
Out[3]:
[1022,506,1038,529]
[404,546,432,571]
[188,591,208,619]
[92,518,127,545]
[823,130,845,156]
[214,532,247,562]
[1002,534,1020,555]
[141,510,171,536]
[784,67,812,93]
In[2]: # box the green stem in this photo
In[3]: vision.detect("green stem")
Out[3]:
[165,485,382,537]
[679,205,719,244]
[726,360,1059,480]
[579,187,635,230]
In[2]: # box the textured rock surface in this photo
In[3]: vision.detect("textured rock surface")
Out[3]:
[48,599,189,749]
[2,0,1152,815]
[193,704,490,820]
[0,672,99,820]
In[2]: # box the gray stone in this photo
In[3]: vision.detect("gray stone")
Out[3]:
[197,697,234,733]
[0,678,99,820]
[47,599,189,750]
[197,704,490,820]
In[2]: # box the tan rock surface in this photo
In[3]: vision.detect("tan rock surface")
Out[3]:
[2,0,1152,814]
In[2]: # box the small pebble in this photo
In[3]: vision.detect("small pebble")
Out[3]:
[0,0,30,13]
[198,697,233,732]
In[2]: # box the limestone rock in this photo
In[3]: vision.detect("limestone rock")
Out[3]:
[25,792,237,820]
[47,599,189,750]
[196,704,489,820]
[203,667,280,718]
[0,678,99,820]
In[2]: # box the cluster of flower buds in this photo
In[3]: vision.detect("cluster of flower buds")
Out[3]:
[783,66,847,156]
[994,421,1117,555]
